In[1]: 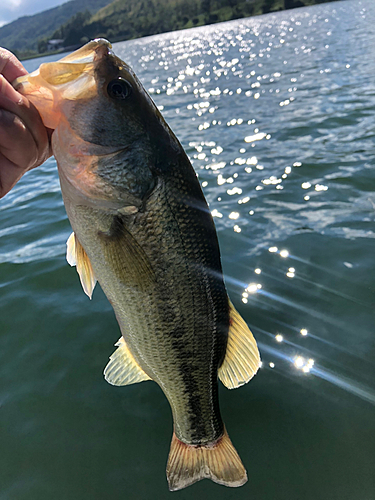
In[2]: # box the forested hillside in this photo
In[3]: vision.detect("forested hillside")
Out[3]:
[0,0,339,59]
[44,0,339,49]
[0,0,112,57]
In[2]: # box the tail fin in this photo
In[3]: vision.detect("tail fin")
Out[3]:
[166,427,247,491]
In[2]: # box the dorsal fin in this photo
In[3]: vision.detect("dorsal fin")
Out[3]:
[104,337,152,386]
[218,300,260,389]
[66,232,97,299]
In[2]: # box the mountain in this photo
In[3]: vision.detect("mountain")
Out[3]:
[0,0,339,58]
[0,0,112,56]
[37,0,340,52]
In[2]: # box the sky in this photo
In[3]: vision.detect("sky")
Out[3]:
[0,0,68,27]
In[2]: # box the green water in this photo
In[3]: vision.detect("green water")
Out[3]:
[1,1,374,498]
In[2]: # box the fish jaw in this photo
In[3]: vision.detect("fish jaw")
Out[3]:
[12,38,142,207]
[58,38,112,63]
[12,39,112,130]
[13,38,179,211]
[52,125,143,212]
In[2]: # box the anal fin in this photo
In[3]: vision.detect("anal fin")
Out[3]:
[104,336,152,386]
[66,232,97,299]
[218,300,261,389]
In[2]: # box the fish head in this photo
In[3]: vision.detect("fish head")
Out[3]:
[13,39,179,208]
[13,39,156,149]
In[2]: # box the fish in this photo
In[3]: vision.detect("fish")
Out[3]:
[13,39,260,491]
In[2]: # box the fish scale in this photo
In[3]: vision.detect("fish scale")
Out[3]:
[138,180,225,441]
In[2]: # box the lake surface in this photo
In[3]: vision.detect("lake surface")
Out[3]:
[1,0,374,498]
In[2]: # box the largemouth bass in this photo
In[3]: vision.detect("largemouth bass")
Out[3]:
[14,39,260,491]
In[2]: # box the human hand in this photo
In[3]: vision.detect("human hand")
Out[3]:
[0,48,52,198]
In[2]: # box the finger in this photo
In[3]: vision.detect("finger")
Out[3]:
[0,74,23,104]
[0,47,27,82]
[0,108,39,168]
[0,91,51,167]
[0,151,26,198]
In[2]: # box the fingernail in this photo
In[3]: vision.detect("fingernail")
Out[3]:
[0,74,5,94]
[0,74,23,103]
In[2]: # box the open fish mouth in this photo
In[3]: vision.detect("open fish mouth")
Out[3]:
[14,38,112,89]
[12,39,114,129]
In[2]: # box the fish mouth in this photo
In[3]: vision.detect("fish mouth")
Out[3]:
[58,38,112,64]
[12,39,113,129]
[13,38,112,92]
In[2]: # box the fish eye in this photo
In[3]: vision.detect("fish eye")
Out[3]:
[107,78,132,100]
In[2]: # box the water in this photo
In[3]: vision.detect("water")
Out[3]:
[1,1,375,498]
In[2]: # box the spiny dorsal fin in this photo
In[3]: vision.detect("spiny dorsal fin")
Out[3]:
[104,336,152,386]
[167,427,247,491]
[66,232,97,299]
[218,300,261,389]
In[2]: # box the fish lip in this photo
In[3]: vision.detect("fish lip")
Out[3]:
[92,38,112,49]
[60,38,113,65]
[92,38,112,51]
[91,38,113,63]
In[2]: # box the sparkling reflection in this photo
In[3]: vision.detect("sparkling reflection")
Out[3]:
[293,356,314,373]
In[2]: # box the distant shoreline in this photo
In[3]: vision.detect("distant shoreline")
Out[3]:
[0,0,341,61]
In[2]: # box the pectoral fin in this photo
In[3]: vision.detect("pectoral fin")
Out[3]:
[218,300,260,389]
[66,232,97,299]
[98,215,155,289]
[104,337,152,386]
